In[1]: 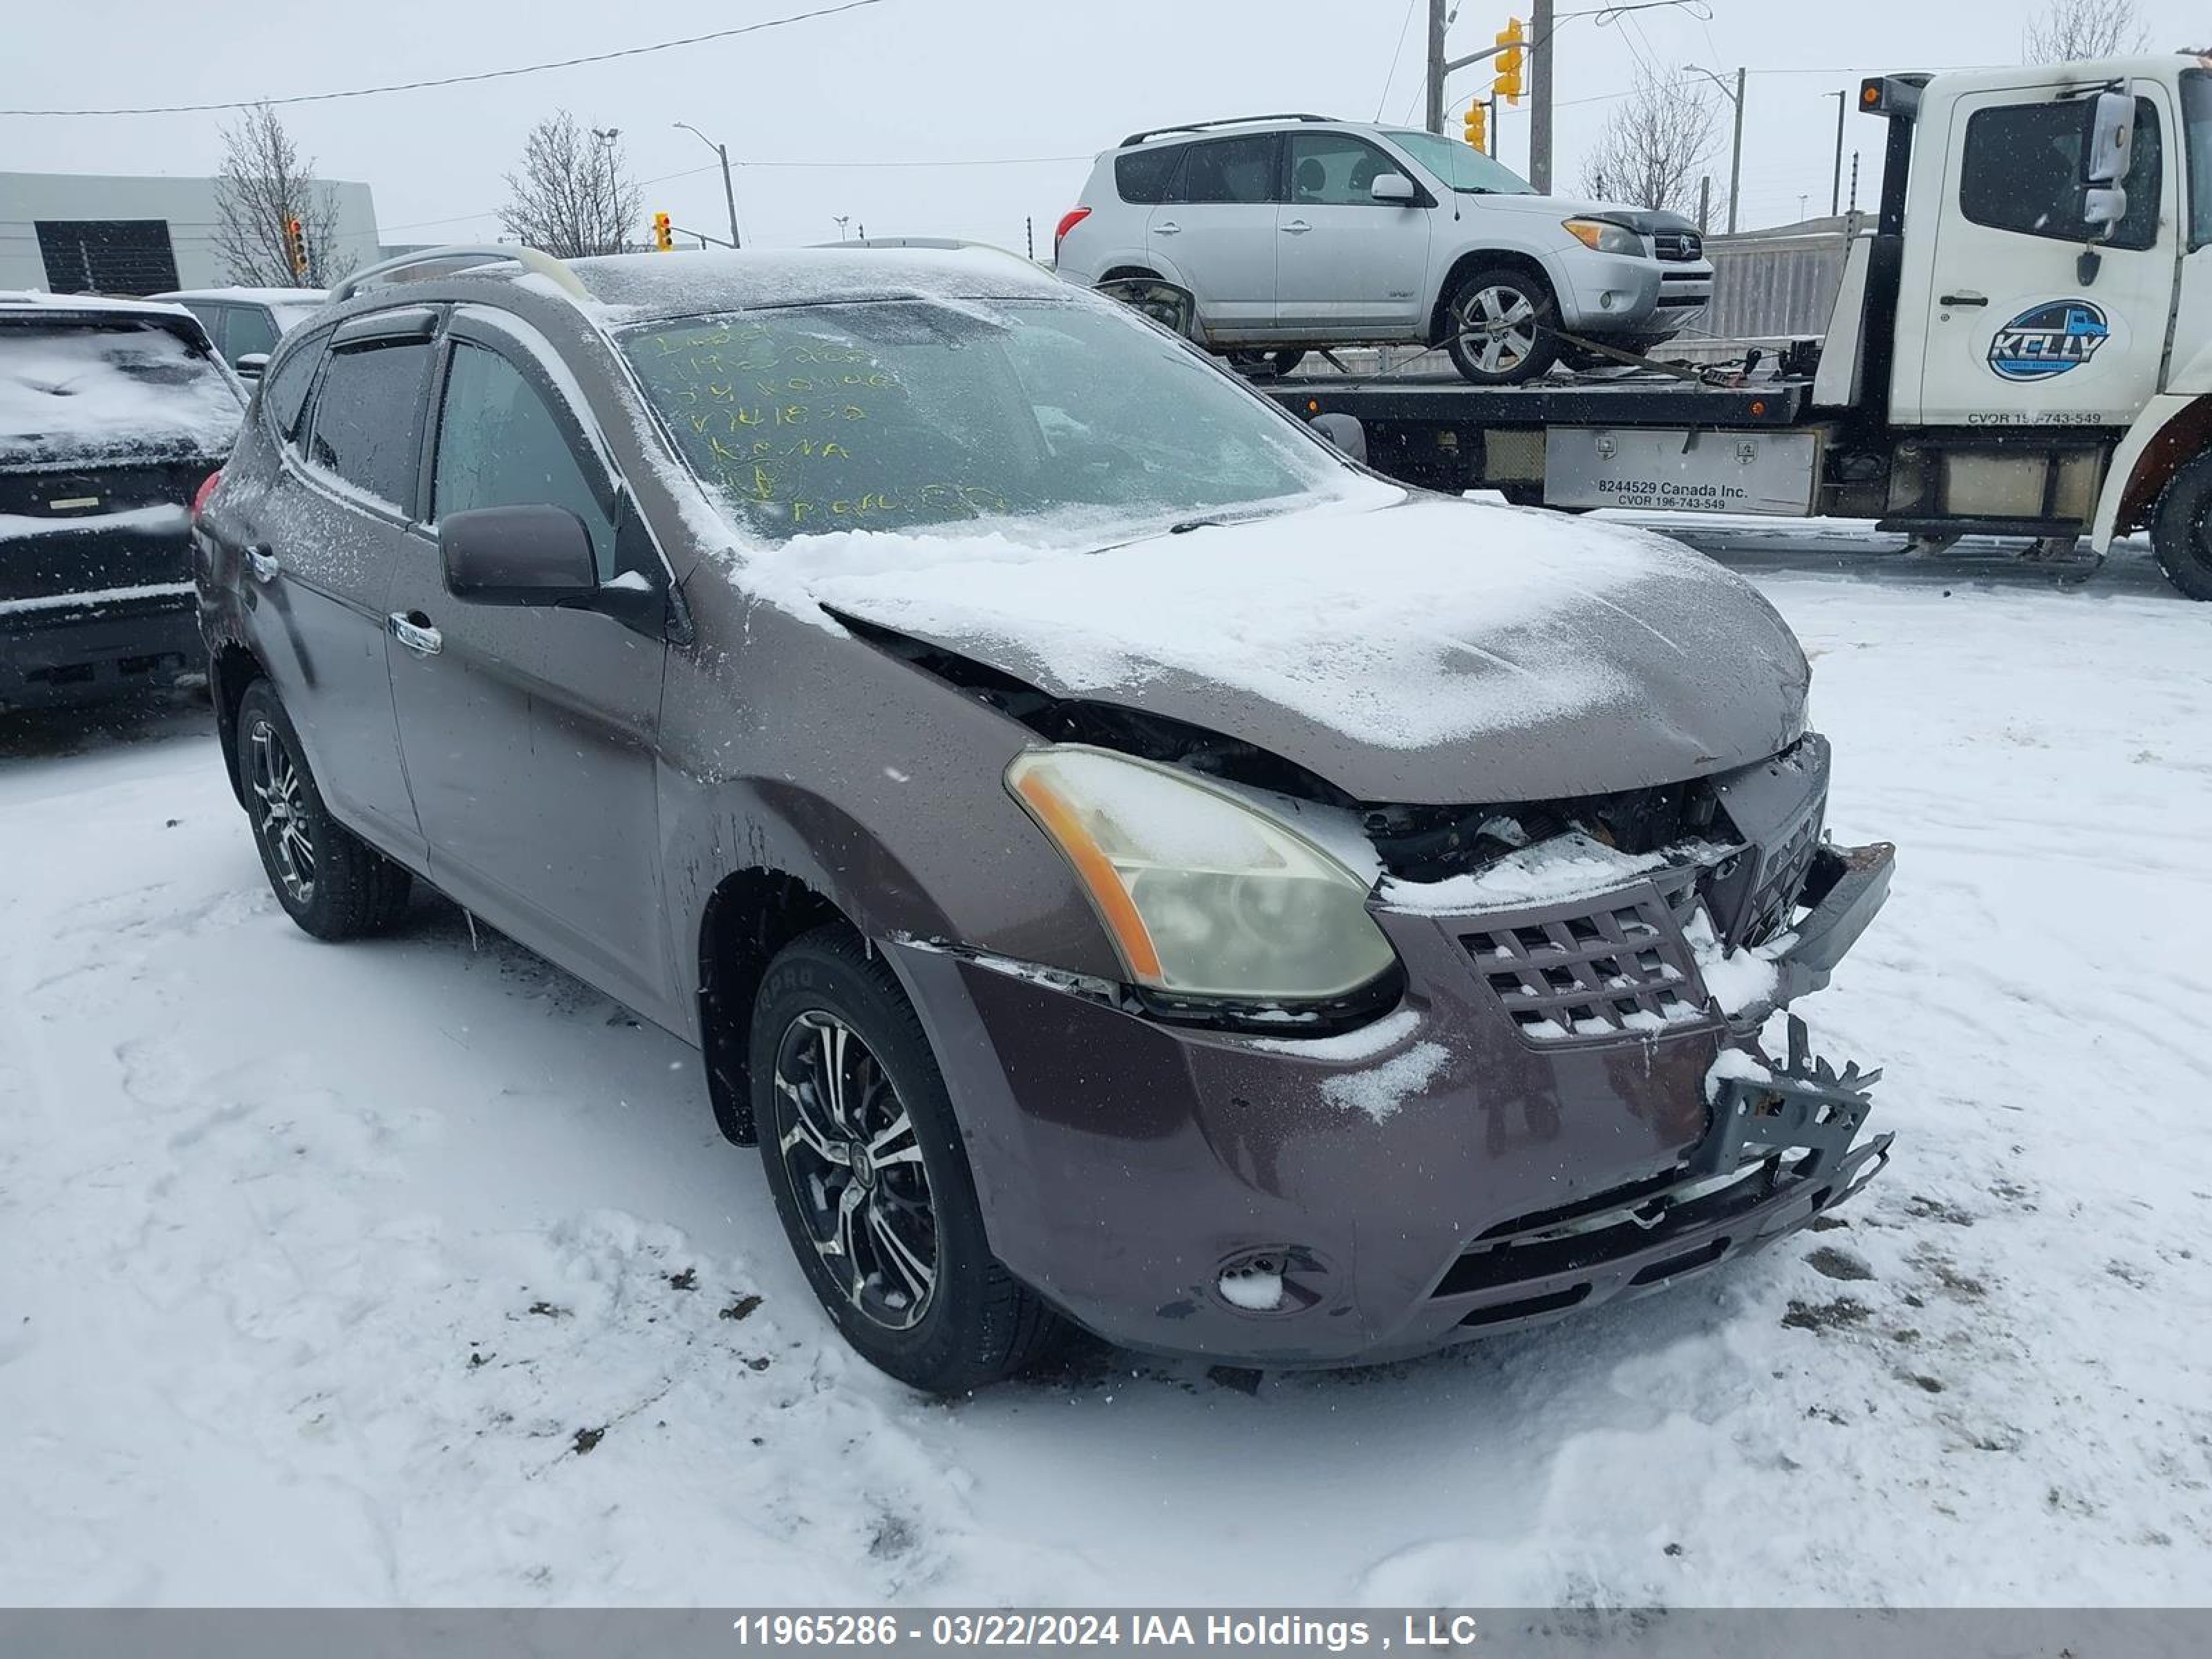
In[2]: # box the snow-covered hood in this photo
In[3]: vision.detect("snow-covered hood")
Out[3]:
[798,494,1810,805]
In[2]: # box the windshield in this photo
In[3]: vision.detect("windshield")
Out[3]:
[0,321,241,463]
[1382,129,1536,195]
[2185,70,2212,250]
[620,297,1358,545]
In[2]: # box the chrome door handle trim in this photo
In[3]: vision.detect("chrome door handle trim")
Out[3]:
[1154,221,1180,234]
[245,545,279,583]
[1281,220,1312,234]
[387,612,442,656]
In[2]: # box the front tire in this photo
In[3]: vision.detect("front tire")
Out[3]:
[1442,266,1559,385]
[235,679,413,940]
[750,926,1064,1393]
[2150,451,2212,600]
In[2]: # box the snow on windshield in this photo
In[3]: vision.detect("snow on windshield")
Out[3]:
[617,296,1360,546]
[1,324,241,462]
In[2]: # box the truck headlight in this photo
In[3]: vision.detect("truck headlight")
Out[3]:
[1006,746,1395,1001]
[1563,218,1645,256]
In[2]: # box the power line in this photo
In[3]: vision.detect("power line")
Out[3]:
[0,0,891,117]
[1376,0,1424,120]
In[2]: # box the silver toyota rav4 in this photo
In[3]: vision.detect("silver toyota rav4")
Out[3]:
[1054,113,1714,384]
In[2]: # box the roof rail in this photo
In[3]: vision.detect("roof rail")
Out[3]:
[1119,113,1335,147]
[330,243,590,304]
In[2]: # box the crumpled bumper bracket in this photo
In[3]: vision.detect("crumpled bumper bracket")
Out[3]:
[1691,1013,1890,1182]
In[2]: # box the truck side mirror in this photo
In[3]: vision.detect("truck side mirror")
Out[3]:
[2081,88,2135,187]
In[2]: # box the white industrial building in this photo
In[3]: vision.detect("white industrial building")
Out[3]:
[0,171,382,295]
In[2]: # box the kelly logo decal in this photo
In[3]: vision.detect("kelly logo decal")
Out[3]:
[1989,299,2110,381]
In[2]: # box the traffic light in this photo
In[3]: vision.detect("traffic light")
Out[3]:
[1463,102,1488,151]
[283,216,307,277]
[652,211,673,252]
[1493,17,1526,106]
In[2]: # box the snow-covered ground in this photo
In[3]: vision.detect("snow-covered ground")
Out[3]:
[3,532,2208,1607]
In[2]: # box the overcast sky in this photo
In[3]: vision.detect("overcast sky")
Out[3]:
[3,0,2206,256]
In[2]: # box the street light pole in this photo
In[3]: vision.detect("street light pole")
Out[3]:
[675,122,742,250]
[1826,89,1848,216]
[590,126,622,255]
[1685,64,1745,233]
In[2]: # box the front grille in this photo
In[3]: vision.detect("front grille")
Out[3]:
[1743,796,1825,944]
[1463,865,1710,1043]
[1653,230,1703,262]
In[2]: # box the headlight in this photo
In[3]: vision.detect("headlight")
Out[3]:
[1006,746,1396,1001]
[1562,218,1645,256]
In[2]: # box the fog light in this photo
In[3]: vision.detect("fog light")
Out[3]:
[1599,290,1618,310]
[1215,1246,1328,1315]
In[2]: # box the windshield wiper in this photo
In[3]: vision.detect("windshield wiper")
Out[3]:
[1168,515,1233,534]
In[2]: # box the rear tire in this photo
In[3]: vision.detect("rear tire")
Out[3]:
[751,925,1065,1394]
[2150,451,2212,600]
[235,679,413,940]
[1442,266,1559,385]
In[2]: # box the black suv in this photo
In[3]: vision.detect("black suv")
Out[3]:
[2,294,242,711]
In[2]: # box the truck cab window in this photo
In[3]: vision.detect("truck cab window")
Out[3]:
[1960,96,2163,251]
[2184,71,2212,249]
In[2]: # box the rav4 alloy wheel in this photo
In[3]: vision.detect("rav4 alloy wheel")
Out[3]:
[234,679,414,940]
[750,926,1064,1392]
[1443,266,1560,385]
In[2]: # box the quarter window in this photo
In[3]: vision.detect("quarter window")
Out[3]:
[1288,133,1403,205]
[303,339,433,509]
[1170,135,1280,205]
[433,340,616,579]
[1960,96,2164,251]
[1115,144,1185,205]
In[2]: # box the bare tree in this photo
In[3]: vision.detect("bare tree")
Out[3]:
[2024,0,2149,60]
[498,112,642,259]
[212,103,350,288]
[1577,82,1715,216]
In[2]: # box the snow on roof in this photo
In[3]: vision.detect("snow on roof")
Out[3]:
[566,245,1063,321]
[0,290,199,323]
[152,286,328,305]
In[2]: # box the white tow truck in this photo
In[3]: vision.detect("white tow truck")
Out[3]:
[1257,53,2212,599]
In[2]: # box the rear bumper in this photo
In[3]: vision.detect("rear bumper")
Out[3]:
[1,591,202,709]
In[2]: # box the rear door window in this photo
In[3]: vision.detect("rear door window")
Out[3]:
[431,339,617,579]
[1116,144,1186,204]
[303,338,434,511]
[1169,134,1282,205]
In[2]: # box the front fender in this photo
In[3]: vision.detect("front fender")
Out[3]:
[2092,392,2212,550]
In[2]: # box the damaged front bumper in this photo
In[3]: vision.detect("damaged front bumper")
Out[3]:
[1730,838,1897,1029]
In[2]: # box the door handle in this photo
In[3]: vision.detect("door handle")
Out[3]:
[244,543,279,583]
[387,611,442,656]
[1281,219,1312,234]
[1939,292,1988,307]
[1154,221,1180,235]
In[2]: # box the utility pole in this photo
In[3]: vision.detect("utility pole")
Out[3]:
[1697,174,1711,233]
[1529,0,1554,192]
[1686,64,1745,232]
[1425,0,1448,135]
[675,122,742,249]
[1826,89,1848,216]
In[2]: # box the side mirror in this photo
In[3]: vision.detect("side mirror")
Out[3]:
[1371,173,1418,205]
[235,353,270,380]
[1309,412,1368,465]
[2082,88,2134,187]
[440,505,598,606]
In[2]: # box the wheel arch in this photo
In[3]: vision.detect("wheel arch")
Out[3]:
[695,866,854,1146]
[2094,392,2212,549]
[1428,249,1557,346]
[209,639,268,810]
